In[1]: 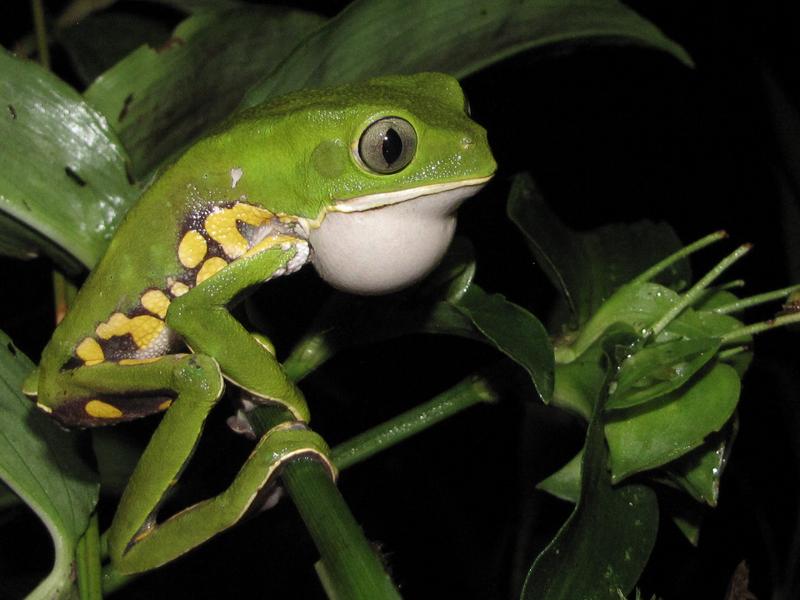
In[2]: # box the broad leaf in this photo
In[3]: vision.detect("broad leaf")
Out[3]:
[523,363,658,599]
[84,7,326,179]
[608,337,721,410]
[0,49,137,269]
[607,363,740,482]
[666,425,735,508]
[0,331,99,599]
[455,286,554,402]
[243,0,692,107]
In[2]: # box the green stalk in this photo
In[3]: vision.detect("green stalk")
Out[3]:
[31,0,51,70]
[248,405,401,599]
[713,283,800,315]
[76,513,102,600]
[282,458,401,599]
[332,372,499,470]
[721,311,800,343]
[631,230,728,286]
[649,243,752,338]
[283,333,332,382]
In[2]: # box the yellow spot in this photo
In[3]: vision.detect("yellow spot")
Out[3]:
[96,313,128,338]
[170,281,190,297]
[196,257,227,285]
[242,235,297,258]
[141,289,171,318]
[85,400,123,419]
[96,313,165,348]
[76,337,104,366]
[205,203,273,259]
[118,357,163,366]
[158,399,173,411]
[178,230,207,268]
[36,402,52,414]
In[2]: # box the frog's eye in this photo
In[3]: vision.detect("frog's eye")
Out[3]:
[358,117,417,174]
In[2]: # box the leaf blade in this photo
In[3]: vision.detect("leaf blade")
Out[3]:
[0,48,137,269]
[0,331,99,598]
[243,0,692,107]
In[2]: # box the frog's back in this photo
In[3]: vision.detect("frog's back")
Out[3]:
[37,140,295,385]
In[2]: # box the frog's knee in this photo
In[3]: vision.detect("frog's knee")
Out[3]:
[173,354,224,401]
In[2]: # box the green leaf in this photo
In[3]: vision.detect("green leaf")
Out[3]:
[553,323,638,419]
[672,507,703,546]
[0,48,138,270]
[243,0,692,107]
[455,286,554,402]
[608,337,722,410]
[536,449,582,504]
[0,331,99,599]
[523,364,658,599]
[666,424,735,508]
[84,7,326,179]
[568,281,745,361]
[607,363,740,482]
[508,173,690,327]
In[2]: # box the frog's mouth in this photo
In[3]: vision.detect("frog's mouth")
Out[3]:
[307,177,490,295]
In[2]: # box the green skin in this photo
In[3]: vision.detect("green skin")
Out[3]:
[25,73,496,573]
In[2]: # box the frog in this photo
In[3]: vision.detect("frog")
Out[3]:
[23,72,496,574]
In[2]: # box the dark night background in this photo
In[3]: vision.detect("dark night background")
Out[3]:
[1,1,799,598]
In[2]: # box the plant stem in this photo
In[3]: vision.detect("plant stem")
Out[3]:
[632,230,728,286]
[713,283,800,315]
[282,457,401,599]
[247,405,401,599]
[332,372,499,470]
[76,513,102,600]
[649,243,752,338]
[31,0,50,70]
[283,333,332,382]
[721,311,800,343]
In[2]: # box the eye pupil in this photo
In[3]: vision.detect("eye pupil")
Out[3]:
[358,117,417,174]
[381,127,403,166]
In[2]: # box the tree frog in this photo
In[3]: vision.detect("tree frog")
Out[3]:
[24,72,496,573]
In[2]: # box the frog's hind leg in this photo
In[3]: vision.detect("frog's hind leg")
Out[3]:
[71,354,333,575]
[68,354,225,567]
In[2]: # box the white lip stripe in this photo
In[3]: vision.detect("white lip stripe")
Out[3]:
[331,176,493,213]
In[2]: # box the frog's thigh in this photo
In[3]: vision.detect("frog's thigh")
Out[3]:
[63,354,214,424]
[166,246,309,421]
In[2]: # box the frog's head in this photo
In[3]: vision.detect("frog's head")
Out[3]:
[232,73,496,294]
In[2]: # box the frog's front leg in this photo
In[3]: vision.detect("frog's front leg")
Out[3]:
[166,237,310,421]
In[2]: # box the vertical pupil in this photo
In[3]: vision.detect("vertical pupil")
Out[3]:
[381,127,403,165]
